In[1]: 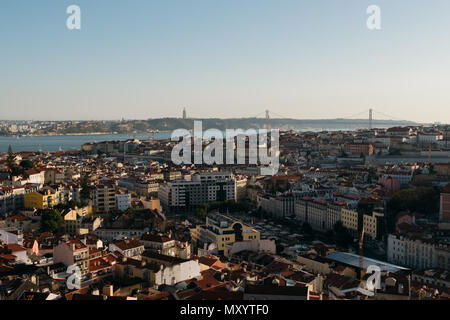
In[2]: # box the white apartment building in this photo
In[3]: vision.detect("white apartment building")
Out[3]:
[118,177,159,196]
[304,200,327,231]
[0,187,26,214]
[387,234,437,269]
[326,203,345,231]
[294,198,310,223]
[109,239,145,258]
[116,192,131,211]
[0,228,23,245]
[140,233,176,255]
[93,228,149,241]
[381,172,413,186]
[258,194,298,219]
[24,169,45,186]
[371,135,391,147]
[55,185,80,205]
[417,133,442,146]
[141,251,201,286]
[158,172,236,211]
[295,198,345,232]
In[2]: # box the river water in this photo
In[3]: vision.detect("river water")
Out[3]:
[0,132,172,153]
[0,122,403,153]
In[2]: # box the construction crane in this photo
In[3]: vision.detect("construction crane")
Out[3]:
[428,144,432,163]
[359,227,365,280]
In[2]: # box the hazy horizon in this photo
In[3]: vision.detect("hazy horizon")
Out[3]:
[0,117,422,124]
[2,1,450,122]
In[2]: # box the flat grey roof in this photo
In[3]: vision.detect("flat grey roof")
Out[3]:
[326,252,410,273]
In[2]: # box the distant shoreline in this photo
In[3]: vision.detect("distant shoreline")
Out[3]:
[0,131,167,138]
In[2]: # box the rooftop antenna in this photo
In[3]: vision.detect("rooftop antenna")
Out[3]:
[359,226,365,280]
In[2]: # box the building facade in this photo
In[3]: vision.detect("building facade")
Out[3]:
[159,172,236,211]
[387,234,437,270]
[191,213,260,254]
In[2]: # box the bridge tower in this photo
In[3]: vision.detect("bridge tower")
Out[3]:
[264,110,271,131]
[369,109,373,130]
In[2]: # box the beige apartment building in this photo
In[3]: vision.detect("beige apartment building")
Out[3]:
[341,209,359,236]
[92,183,116,213]
[53,239,89,276]
[363,211,384,240]
[62,205,93,235]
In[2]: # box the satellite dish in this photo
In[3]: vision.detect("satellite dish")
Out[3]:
[208,243,218,254]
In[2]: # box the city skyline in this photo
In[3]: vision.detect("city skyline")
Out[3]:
[1,1,450,122]
[1,0,450,305]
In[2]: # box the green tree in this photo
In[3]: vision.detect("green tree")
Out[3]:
[19,159,36,169]
[6,145,23,179]
[333,221,353,248]
[80,174,93,204]
[387,186,440,216]
[195,204,209,219]
[40,209,63,233]
[301,222,313,235]
[6,145,15,170]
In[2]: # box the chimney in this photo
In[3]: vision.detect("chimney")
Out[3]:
[103,285,114,297]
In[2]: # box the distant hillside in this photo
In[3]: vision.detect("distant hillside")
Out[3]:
[138,118,417,132]
[30,118,418,136]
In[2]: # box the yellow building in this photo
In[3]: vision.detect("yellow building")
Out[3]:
[363,211,384,240]
[296,254,332,275]
[62,206,94,235]
[191,213,260,254]
[25,189,57,210]
[341,209,359,236]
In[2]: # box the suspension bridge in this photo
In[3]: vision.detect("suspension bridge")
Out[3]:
[253,108,418,131]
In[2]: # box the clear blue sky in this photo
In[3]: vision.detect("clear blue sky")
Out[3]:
[1,0,450,122]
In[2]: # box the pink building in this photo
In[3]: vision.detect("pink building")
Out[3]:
[379,177,401,194]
